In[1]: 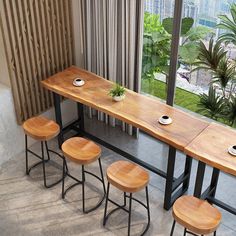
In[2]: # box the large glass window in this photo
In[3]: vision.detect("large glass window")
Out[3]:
[141,0,236,127]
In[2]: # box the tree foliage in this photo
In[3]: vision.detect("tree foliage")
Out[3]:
[193,38,227,72]
[142,13,211,80]
[142,12,171,79]
[217,3,236,45]
[197,86,226,119]
[162,17,194,36]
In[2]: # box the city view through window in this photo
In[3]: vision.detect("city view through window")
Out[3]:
[141,0,236,127]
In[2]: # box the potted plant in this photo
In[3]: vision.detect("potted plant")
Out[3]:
[109,83,126,101]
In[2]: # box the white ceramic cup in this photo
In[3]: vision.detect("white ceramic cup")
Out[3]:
[73,78,85,86]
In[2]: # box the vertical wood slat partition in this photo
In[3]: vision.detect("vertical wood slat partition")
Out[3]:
[0,0,74,124]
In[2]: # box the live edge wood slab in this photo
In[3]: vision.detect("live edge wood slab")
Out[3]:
[41,66,209,151]
[185,123,236,176]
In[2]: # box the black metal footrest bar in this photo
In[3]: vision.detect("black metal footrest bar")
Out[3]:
[62,170,105,197]
[106,196,129,216]
[62,164,106,214]
[79,130,167,178]
[28,159,49,174]
[62,119,81,134]
[27,148,64,174]
[172,173,189,192]
[103,184,150,236]
[207,196,236,215]
[25,136,66,188]
[184,229,201,236]
[27,149,44,161]
[105,195,149,219]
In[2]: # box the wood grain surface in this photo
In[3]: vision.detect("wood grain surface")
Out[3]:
[0,0,74,123]
[185,123,236,176]
[173,195,221,234]
[106,160,149,193]
[41,66,209,151]
[62,137,101,165]
[23,116,60,141]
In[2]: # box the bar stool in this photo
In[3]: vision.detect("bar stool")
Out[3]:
[103,160,150,236]
[170,195,221,236]
[23,116,64,188]
[61,137,106,213]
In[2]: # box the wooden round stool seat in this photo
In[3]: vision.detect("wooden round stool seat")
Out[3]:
[62,137,101,165]
[107,160,149,193]
[173,196,221,235]
[23,116,60,141]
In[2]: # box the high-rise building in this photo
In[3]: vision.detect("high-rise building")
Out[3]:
[144,0,198,22]
[198,0,236,27]
[144,0,163,15]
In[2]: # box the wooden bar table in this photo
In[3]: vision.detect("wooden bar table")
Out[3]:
[185,123,236,215]
[41,66,209,209]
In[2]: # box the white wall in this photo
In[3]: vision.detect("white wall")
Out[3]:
[0,81,77,165]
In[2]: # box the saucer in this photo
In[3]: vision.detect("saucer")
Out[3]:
[158,116,172,125]
[73,78,85,87]
[228,146,236,156]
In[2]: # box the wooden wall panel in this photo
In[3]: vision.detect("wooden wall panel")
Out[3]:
[0,0,74,124]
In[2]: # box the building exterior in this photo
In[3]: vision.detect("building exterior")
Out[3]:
[144,0,198,21]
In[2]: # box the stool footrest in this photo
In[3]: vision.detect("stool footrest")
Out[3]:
[104,195,149,221]
[27,148,64,174]
[184,229,200,236]
[28,159,49,174]
[103,185,150,236]
[25,138,65,188]
[62,164,105,214]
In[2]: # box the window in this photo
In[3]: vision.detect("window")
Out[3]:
[141,0,236,127]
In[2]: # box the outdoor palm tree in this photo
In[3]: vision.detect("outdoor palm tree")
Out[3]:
[197,86,225,119]
[211,57,236,98]
[224,95,236,126]
[193,37,227,72]
[217,3,236,45]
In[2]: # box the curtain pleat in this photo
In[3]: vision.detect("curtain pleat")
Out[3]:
[81,0,144,136]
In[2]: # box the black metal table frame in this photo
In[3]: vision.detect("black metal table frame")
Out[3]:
[53,93,193,210]
[194,160,236,215]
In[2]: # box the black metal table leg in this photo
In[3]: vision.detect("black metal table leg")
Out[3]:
[164,146,176,210]
[53,92,64,147]
[77,102,84,132]
[209,168,220,198]
[194,161,206,198]
[182,155,192,191]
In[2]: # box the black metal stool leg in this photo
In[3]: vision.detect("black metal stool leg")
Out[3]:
[214,231,216,236]
[98,158,106,194]
[142,186,150,236]
[128,193,133,236]
[41,141,47,187]
[62,157,66,199]
[170,220,176,236]
[25,135,29,175]
[82,165,86,213]
[183,228,187,236]
[45,141,50,161]
[103,182,110,226]
[124,192,127,207]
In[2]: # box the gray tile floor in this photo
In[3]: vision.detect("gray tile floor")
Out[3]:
[0,117,236,236]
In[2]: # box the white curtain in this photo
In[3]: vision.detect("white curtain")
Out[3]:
[80,0,144,135]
